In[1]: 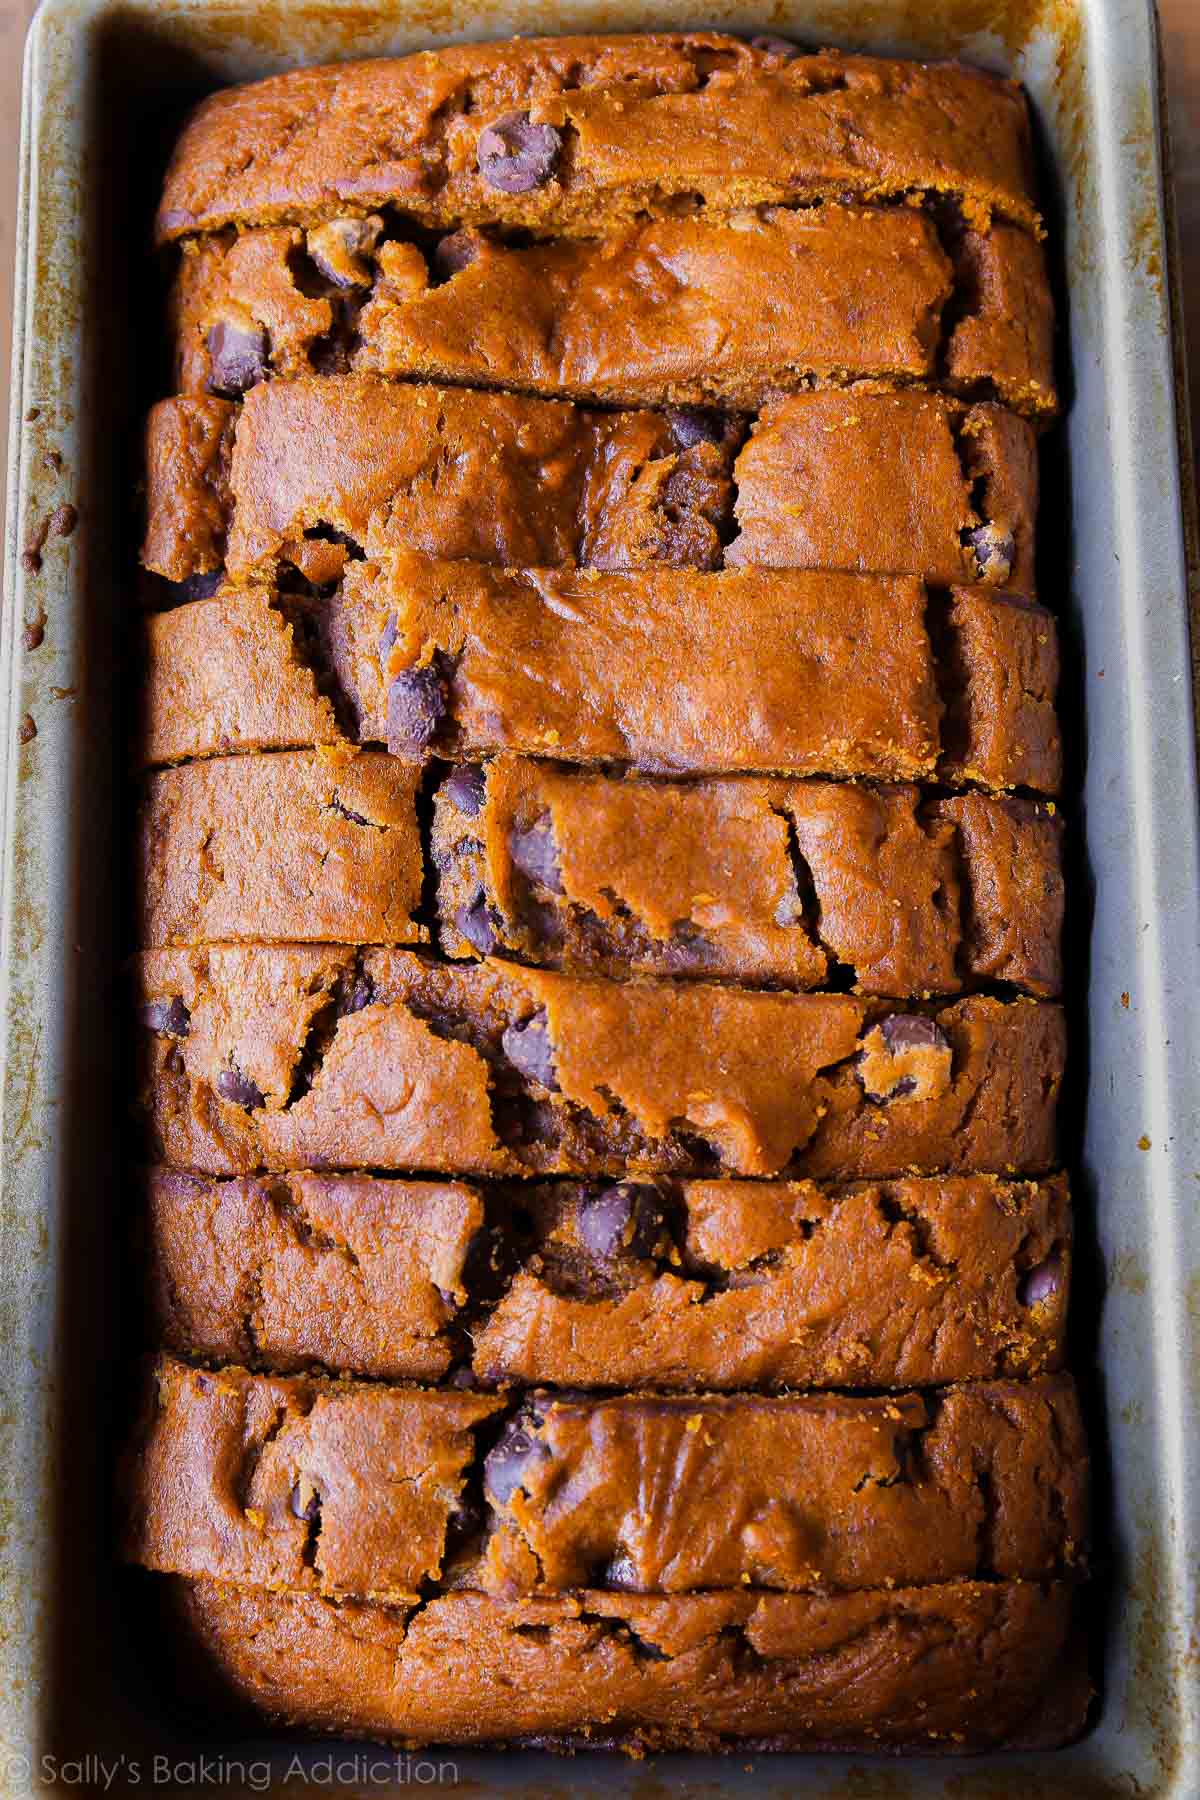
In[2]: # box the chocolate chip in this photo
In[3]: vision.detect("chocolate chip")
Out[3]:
[1019,1254,1062,1308]
[443,764,486,818]
[964,523,1016,585]
[477,113,562,194]
[167,570,224,603]
[579,1183,663,1260]
[750,33,800,58]
[215,1068,265,1110]
[501,1010,559,1090]
[879,1015,948,1053]
[141,997,190,1038]
[290,1483,320,1523]
[339,975,376,1015]
[485,1418,551,1505]
[509,815,563,894]
[665,406,725,450]
[386,664,447,755]
[856,1014,952,1105]
[206,318,268,396]
[433,231,480,280]
[456,890,498,954]
[378,613,397,668]
[306,216,381,288]
[605,1551,638,1589]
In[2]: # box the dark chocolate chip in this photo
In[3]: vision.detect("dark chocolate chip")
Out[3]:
[665,406,725,450]
[964,523,1016,584]
[1018,1255,1062,1308]
[879,1014,949,1054]
[443,764,487,818]
[306,216,380,288]
[142,997,190,1038]
[605,1551,639,1589]
[501,1010,559,1090]
[485,1418,551,1505]
[433,231,480,280]
[378,613,397,668]
[456,890,498,954]
[215,1068,265,1110]
[206,318,268,396]
[290,1483,320,1523]
[477,113,562,194]
[579,1183,663,1261]
[750,33,800,58]
[339,975,376,1015]
[386,664,447,755]
[509,815,563,894]
[177,570,224,602]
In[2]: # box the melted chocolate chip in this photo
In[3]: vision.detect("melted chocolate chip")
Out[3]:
[501,1010,559,1090]
[457,890,498,954]
[485,1418,551,1505]
[142,997,191,1038]
[378,613,397,668]
[433,231,481,280]
[879,1015,947,1053]
[857,1015,952,1105]
[578,1183,663,1260]
[477,113,562,194]
[443,764,486,818]
[386,665,447,755]
[215,1068,265,1110]
[665,406,725,450]
[177,570,224,602]
[306,216,380,289]
[206,319,268,396]
[290,1483,320,1523]
[339,975,376,1015]
[750,32,799,58]
[964,523,1016,584]
[509,815,563,894]
[1018,1255,1062,1308]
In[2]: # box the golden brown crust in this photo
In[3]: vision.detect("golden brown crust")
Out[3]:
[168,1576,1089,1751]
[126,1363,1086,1599]
[137,750,425,946]
[728,394,1038,593]
[170,208,1053,416]
[144,1169,1071,1390]
[122,1356,502,1601]
[134,945,1063,1179]
[155,37,1041,243]
[145,1168,482,1382]
[433,757,1063,995]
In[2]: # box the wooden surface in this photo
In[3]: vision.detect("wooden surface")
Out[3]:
[0,0,1197,544]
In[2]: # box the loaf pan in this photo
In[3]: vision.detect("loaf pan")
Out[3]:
[2,0,1198,1793]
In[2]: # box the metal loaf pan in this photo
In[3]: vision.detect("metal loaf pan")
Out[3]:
[1,0,1197,1794]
